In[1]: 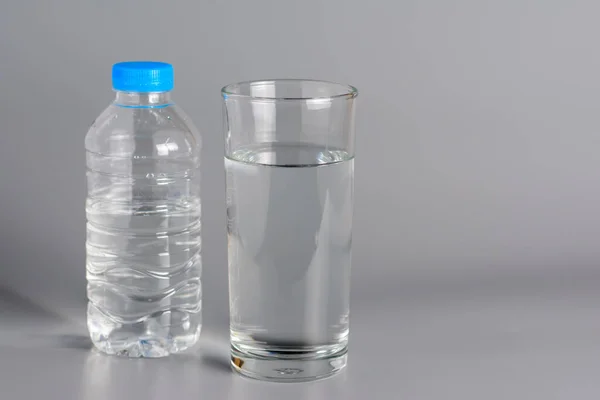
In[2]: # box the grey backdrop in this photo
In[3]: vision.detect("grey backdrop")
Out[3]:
[1,1,600,398]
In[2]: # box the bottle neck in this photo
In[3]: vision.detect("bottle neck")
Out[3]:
[114,91,173,108]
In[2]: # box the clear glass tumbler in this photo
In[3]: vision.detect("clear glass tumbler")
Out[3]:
[222,79,358,381]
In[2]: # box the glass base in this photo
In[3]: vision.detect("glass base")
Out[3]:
[230,343,348,382]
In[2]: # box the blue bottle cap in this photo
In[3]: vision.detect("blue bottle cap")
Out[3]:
[112,61,174,93]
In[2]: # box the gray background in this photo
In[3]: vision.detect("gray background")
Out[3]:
[1,1,600,399]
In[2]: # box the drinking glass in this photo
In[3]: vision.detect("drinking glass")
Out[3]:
[222,79,358,381]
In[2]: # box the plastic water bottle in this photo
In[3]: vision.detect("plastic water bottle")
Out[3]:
[85,62,202,357]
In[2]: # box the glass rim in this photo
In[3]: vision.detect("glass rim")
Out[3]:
[221,79,358,101]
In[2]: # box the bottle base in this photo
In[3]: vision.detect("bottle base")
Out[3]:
[91,336,174,358]
[89,329,201,358]
[230,341,348,382]
[87,304,201,358]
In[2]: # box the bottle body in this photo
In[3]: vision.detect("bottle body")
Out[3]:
[86,91,202,357]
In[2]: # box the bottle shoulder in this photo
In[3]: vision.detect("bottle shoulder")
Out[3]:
[86,103,201,158]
